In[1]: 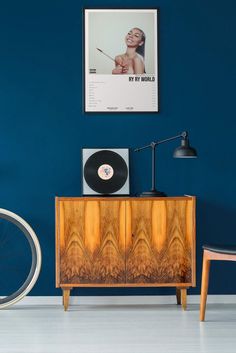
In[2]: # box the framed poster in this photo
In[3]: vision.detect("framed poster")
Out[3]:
[84,9,159,113]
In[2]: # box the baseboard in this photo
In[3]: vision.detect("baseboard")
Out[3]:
[15,295,236,306]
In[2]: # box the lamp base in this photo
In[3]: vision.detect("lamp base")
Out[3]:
[140,190,167,197]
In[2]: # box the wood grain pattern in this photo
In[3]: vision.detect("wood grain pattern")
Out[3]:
[57,200,126,285]
[126,199,194,284]
[56,197,196,296]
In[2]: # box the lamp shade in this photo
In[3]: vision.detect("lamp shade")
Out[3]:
[173,138,197,158]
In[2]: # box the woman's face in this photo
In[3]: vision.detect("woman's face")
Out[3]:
[125,28,144,48]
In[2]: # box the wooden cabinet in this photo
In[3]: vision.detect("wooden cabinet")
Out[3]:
[56,196,196,310]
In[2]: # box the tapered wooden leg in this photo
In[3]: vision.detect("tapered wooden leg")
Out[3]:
[181,288,187,310]
[200,251,211,321]
[62,288,71,311]
[176,287,181,305]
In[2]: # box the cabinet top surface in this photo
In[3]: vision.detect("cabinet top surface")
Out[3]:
[56,196,195,201]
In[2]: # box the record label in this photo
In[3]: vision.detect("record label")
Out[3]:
[97,164,114,180]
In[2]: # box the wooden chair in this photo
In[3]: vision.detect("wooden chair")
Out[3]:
[200,244,236,321]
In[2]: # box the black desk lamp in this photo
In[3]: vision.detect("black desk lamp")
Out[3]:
[134,131,197,197]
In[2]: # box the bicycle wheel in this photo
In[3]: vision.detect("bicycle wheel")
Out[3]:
[0,208,41,309]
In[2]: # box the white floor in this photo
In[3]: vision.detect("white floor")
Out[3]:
[0,299,236,353]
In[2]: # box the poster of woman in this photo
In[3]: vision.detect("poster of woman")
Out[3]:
[84,9,158,113]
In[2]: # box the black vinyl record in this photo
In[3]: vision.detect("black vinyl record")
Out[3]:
[84,150,128,194]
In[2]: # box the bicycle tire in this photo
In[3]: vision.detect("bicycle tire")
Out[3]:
[0,208,41,309]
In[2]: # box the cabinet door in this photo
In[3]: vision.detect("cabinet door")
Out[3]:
[125,199,195,285]
[57,200,126,285]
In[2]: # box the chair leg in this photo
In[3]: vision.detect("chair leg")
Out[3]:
[200,251,211,321]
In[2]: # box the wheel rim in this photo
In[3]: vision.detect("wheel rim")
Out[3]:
[0,209,41,308]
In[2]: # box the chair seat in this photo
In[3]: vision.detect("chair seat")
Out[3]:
[203,244,236,255]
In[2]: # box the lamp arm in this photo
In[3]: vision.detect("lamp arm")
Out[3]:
[157,131,188,146]
[134,142,157,152]
[134,132,188,152]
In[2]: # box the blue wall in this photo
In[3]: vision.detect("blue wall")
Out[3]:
[0,0,236,296]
